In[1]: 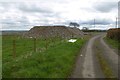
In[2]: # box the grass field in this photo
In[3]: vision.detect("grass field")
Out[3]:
[104,37,120,55]
[2,35,86,78]
[104,37,119,49]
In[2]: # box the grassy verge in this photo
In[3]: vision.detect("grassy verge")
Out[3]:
[104,37,120,54]
[94,40,116,78]
[96,53,115,78]
[3,35,86,78]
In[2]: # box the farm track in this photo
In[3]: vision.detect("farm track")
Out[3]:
[71,33,119,78]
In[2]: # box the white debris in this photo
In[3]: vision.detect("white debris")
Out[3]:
[30,37,33,38]
[80,54,83,57]
[68,39,77,43]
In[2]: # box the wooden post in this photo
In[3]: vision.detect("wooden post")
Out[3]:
[34,38,36,52]
[71,33,73,38]
[45,38,47,50]
[13,40,16,58]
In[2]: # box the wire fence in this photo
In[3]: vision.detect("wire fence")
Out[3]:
[2,35,63,61]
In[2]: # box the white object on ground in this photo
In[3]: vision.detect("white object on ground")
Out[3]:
[80,54,83,57]
[68,39,77,43]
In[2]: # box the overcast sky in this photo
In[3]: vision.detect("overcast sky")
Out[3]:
[0,0,119,30]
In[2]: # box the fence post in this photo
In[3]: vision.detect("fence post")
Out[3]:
[72,33,74,38]
[34,38,36,52]
[45,38,48,50]
[13,39,16,58]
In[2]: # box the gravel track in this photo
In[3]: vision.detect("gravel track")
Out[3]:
[71,33,119,78]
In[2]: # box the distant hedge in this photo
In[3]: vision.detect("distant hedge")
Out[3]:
[107,28,120,42]
[82,30,107,32]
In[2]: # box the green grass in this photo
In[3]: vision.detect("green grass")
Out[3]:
[94,40,116,78]
[104,37,120,51]
[2,35,86,78]
[96,52,115,78]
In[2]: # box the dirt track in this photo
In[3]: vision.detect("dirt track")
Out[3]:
[71,33,119,78]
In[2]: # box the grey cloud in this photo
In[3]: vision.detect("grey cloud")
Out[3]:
[0,2,14,12]
[0,1,116,30]
[0,2,61,21]
[16,16,30,24]
[17,2,61,20]
[1,15,31,30]
[1,16,29,24]
[0,2,12,7]
[80,19,113,25]
[0,2,18,9]
[94,2,117,12]
[42,12,60,18]
[17,3,53,14]
[1,18,15,25]
[0,2,53,14]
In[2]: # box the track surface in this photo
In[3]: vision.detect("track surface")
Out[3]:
[71,33,119,78]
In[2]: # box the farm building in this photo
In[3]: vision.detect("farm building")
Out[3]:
[23,26,84,39]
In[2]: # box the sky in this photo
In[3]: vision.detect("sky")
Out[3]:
[0,0,119,30]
